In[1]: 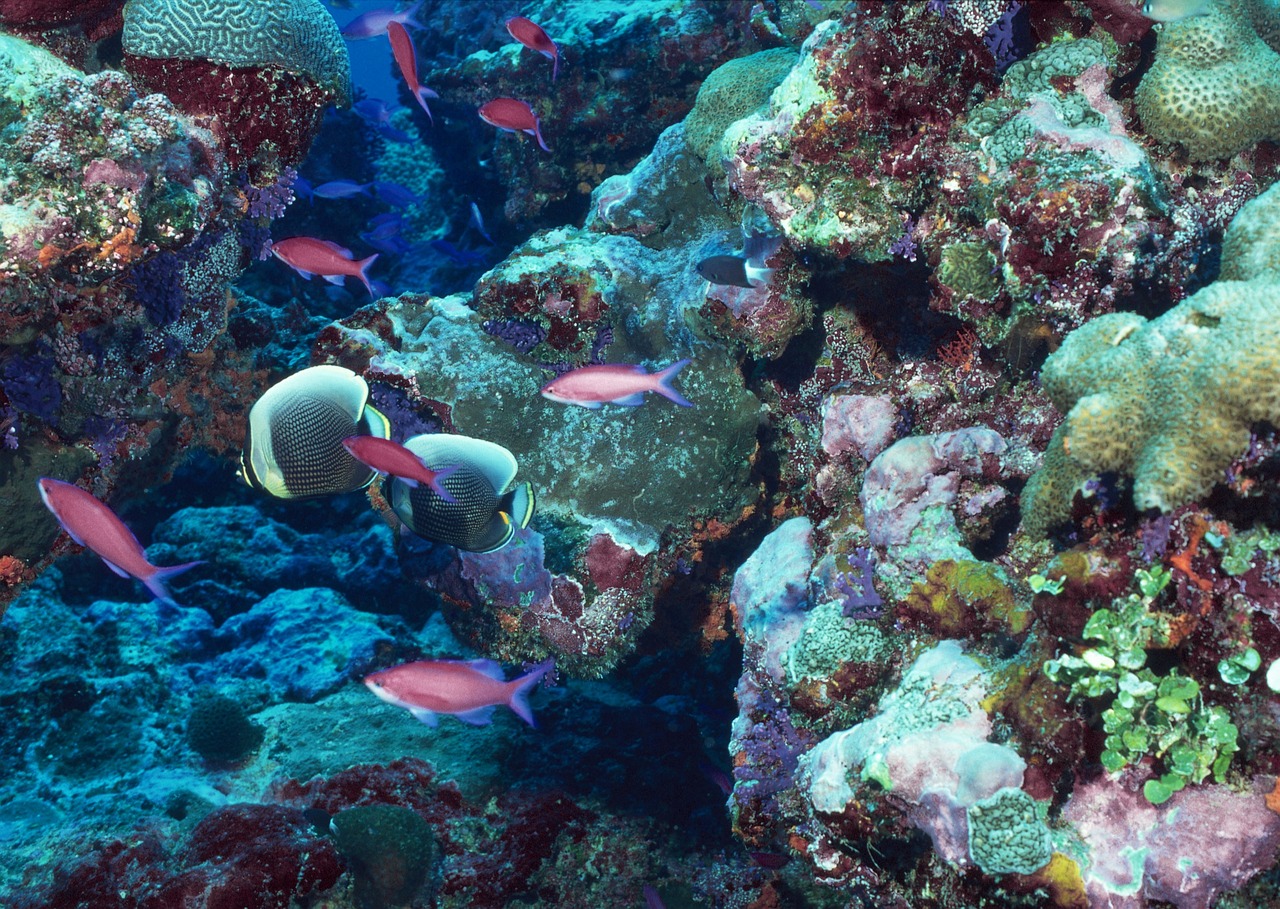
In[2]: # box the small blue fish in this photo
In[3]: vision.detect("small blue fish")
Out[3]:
[363,234,413,255]
[430,240,489,267]
[341,3,423,39]
[362,213,404,242]
[468,202,495,244]
[353,98,397,124]
[312,180,371,200]
[373,181,423,208]
[1141,0,1212,21]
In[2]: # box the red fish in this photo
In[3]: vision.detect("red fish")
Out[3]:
[270,237,379,297]
[341,435,459,503]
[478,98,551,152]
[37,478,202,604]
[505,16,560,81]
[387,20,437,122]
[540,360,693,409]
[365,658,554,727]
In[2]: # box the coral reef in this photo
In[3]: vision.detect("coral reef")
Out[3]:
[6,0,1280,906]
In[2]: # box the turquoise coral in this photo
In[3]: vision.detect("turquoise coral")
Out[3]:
[966,786,1052,876]
[122,0,351,106]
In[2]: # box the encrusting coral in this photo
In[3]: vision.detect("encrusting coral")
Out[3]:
[1023,180,1280,534]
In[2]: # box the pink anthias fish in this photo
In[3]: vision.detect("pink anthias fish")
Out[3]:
[270,237,379,297]
[340,3,422,39]
[387,20,438,122]
[541,360,693,409]
[506,16,560,81]
[364,658,555,727]
[341,435,459,503]
[36,478,203,604]
[478,98,550,152]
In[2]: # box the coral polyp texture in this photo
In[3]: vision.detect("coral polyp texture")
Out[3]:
[121,0,351,105]
[1135,0,1280,161]
[1023,180,1280,534]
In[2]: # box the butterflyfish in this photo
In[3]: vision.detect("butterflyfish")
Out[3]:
[389,433,535,552]
[241,365,391,499]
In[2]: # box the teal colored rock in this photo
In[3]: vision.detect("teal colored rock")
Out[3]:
[331,805,437,909]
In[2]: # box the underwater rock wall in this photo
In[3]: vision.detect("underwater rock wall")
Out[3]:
[9,0,1280,906]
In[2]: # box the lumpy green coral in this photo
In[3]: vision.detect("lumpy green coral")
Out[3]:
[966,786,1052,876]
[785,597,890,684]
[122,0,351,105]
[1135,0,1280,161]
[1022,181,1280,534]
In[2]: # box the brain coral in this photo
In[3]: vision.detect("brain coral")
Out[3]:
[1135,0,1280,160]
[122,0,350,105]
[1022,183,1280,534]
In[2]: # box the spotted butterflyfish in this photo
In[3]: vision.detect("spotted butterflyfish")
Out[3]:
[540,360,693,409]
[389,433,535,552]
[365,657,554,727]
[241,365,391,499]
[37,477,203,604]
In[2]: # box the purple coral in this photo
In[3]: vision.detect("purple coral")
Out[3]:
[984,2,1028,73]
[889,218,919,261]
[483,319,546,354]
[128,251,186,326]
[238,168,297,259]
[835,547,884,619]
[0,353,61,423]
[243,168,297,220]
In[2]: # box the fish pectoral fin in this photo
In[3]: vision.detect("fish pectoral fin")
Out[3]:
[453,706,496,726]
[101,559,132,580]
[409,707,439,727]
[611,393,646,406]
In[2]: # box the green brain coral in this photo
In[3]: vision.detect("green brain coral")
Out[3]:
[122,0,351,106]
[1022,180,1280,535]
[684,48,798,166]
[1135,0,1280,160]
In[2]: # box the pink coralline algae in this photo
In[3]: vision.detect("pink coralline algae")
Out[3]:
[1063,775,1280,909]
